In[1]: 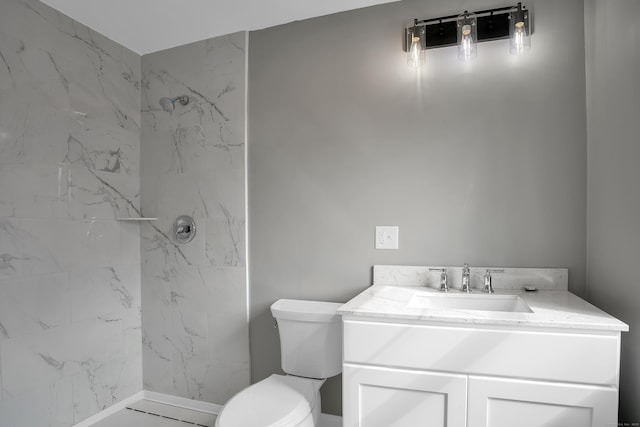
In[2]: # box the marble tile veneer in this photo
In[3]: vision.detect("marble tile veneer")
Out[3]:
[0,0,142,425]
[140,31,250,406]
[0,1,249,424]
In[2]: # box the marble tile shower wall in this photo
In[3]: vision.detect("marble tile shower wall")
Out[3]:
[0,0,142,425]
[140,32,250,405]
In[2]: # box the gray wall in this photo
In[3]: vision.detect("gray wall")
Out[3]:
[249,0,587,415]
[0,0,142,424]
[140,32,250,405]
[585,0,640,422]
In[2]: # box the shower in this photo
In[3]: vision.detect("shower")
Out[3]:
[159,95,189,113]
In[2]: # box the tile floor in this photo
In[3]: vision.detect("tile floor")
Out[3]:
[91,400,216,427]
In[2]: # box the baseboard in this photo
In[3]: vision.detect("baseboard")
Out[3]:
[319,413,343,427]
[72,390,221,426]
[72,391,145,427]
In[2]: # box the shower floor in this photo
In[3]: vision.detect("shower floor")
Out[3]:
[91,399,216,427]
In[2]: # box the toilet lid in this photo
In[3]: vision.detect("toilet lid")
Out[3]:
[216,375,320,427]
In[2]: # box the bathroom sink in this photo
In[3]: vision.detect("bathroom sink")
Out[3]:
[408,292,533,313]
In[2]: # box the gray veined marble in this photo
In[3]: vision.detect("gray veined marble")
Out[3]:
[0,0,143,425]
[141,31,249,407]
[0,0,249,424]
[0,272,71,338]
[69,265,141,323]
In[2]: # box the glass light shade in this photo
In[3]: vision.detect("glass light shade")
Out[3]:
[510,20,531,54]
[407,34,426,68]
[510,4,531,55]
[457,13,477,61]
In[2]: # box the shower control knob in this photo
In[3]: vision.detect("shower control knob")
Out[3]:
[174,215,196,243]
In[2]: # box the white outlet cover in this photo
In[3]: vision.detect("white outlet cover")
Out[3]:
[375,226,399,249]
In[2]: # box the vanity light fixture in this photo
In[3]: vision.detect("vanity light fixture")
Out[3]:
[403,2,531,67]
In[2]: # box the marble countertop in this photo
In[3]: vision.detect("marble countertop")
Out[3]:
[338,285,629,332]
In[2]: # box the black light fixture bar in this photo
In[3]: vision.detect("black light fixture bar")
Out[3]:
[403,3,530,52]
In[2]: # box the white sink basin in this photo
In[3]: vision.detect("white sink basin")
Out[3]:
[408,292,533,313]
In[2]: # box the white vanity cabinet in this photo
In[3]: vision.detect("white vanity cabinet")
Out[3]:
[342,318,622,427]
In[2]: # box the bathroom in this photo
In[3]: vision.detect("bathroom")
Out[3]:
[0,0,638,425]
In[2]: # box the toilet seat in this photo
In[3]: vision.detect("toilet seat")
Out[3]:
[215,374,324,427]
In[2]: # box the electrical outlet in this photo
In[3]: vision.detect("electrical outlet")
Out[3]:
[375,226,399,249]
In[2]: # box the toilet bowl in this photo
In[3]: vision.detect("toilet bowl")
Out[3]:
[215,299,343,427]
[215,374,324,427]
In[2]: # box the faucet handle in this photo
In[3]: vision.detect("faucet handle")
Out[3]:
[429,268,448,292]
[483,269,504,293]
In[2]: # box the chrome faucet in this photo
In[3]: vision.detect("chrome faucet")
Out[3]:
[461,263,471,292]
[429,268,449,292]
[483,269,505,293]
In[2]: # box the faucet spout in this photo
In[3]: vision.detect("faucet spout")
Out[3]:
[461,263,471,292]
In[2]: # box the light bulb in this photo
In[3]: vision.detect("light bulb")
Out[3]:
[457,13,477,62]
[510,3,531,55]
[408,35,425,68]
[461,26,473,60]
[510,21,530,55]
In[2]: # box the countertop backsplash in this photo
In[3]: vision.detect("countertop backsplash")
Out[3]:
[373,265,568,291]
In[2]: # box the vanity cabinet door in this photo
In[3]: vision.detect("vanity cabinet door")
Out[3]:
[343,363,467,427]
[467,376,618,427]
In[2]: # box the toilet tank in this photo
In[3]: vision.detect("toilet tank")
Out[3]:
[271,299,343,379]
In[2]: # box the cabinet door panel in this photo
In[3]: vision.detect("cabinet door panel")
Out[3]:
[344,364,467,427]
[485,398,592,427]
[468,376,618,427]
[360,384,446,427]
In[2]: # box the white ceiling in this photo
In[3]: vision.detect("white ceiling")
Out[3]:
[40,0,399,55]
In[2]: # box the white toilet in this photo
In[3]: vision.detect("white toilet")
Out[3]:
[215,299,343,427]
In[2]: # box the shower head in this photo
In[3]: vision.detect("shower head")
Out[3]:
[159,95,189,113]
[159,97,174,112]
